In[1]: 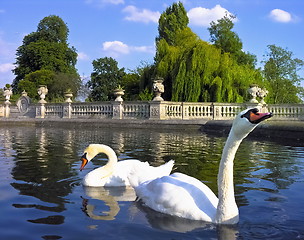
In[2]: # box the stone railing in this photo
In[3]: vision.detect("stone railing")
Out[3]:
[3,99,304,121]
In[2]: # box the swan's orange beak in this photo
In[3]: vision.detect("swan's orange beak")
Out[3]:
[80,154,88,171]
[249,111,272,123]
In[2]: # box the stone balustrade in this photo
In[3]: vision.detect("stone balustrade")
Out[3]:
[4,100,303,121]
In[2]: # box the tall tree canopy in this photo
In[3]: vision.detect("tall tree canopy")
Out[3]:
[12,15,80,100]
[262,44,304,103]
[87,57,125,101]
[208,13,256,67]
[156,1,188,46]
[153,2,262,102]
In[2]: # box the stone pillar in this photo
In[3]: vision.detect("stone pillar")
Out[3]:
[4,101,10,118]
[182,103,189,120]
[149,101,166,120]
[3,86,12,118]
[63,103,72,118]
[36,102,46,118]
[36,85,48,118]
[63,91,73,119]
[112,101,123,119]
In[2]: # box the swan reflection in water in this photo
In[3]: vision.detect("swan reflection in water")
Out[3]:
[81,186,238,239]
[81,186,137,220]
[136,201,239,239]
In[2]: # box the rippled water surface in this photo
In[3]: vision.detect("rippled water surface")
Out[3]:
[0,124,303,240]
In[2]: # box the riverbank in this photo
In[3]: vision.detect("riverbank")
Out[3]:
[0,117,303,140]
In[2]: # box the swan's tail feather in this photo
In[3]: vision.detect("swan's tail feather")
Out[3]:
[128,160,175,189]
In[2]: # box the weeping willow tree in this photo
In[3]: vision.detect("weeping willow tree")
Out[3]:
[155,27,262,102]
[154,2,263,102]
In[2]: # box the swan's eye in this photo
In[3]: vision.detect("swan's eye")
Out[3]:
[251,108,259,114]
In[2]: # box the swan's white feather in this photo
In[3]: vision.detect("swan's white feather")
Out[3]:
[82,145,175,187]
[135,172,218,221]
[130,109,272,223]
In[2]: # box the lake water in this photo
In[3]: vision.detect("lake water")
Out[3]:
[0,123,303,240]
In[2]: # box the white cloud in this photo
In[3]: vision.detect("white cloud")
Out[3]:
[0,63,14,73]
[103,41,129,57]
[188,4,235,27]
[102,40,154,57]
[77,52,90,61]
[123,5,160,24]
[269,9,293,23]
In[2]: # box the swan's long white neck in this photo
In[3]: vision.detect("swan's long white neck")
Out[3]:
[89,144,118,174]
[215,130,243,224]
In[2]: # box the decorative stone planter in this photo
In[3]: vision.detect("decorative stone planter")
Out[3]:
[64,92,73,103]
[247,85,260,103]
[38,85,48,103]
[113,89,125,101]
[152,77,164,101]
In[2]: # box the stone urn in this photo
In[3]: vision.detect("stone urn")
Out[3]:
[247,85,260,103]
[38,85,48,103]
[152,77,164,101]
[113,87,124,101]
[64,91,73,103]
[257,88,268,105]
[3,86,13,104]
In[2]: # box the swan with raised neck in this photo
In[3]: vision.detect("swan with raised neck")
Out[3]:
[130,108,272,224]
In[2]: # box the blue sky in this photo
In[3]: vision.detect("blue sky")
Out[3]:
[0,0,303,88]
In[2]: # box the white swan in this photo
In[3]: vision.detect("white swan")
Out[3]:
[129,108,272,224]
[80,144,174,187]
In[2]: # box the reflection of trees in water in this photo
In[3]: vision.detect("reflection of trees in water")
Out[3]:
[7,126,79,226]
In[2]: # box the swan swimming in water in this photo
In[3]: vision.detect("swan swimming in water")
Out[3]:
[80,144,174,187]
[129,108,272,224]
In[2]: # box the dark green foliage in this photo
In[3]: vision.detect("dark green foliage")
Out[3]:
[12,15,79,101]
[208,13,256,68]
[18,69,80,101]
[262,44,304,103]
[87,57,125,101]
[156,1,188,46]
[121,73,140,101]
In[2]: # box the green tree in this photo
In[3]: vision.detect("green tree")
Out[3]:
[208,13,256,67]
[12,15,79,100]
[155,17,262,102]
[262,44,304,103]
[154,2,189,100]
[156,1,188,46]
[87,57,125,101]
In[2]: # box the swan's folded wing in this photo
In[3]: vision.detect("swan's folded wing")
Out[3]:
[135,174,218,221]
